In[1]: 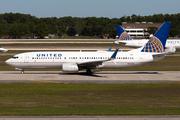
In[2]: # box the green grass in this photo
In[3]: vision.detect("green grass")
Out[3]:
[174,50,180,54]
[0,83,180,115]
[1,107,180,115]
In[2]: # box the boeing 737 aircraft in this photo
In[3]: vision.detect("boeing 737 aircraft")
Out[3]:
[6,22,171,74]
[0,47,8,52]
[114,25,180,53]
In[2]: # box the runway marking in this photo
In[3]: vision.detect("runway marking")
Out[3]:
[29,79,68,84]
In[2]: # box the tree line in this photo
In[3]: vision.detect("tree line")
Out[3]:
[0,13,180,39]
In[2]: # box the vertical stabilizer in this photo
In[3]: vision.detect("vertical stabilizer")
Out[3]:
[116,25,132,41]
[141,22,171,53]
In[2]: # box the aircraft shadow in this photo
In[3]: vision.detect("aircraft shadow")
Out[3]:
[97,71,161,75]
[4,71,161,76]
[59,71,105,77]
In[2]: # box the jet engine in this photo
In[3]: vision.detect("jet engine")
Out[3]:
[62,63,79,73]
[165,47,176,54]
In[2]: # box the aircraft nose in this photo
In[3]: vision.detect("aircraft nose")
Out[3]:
[5,59,11,65]
[114,41,119,44]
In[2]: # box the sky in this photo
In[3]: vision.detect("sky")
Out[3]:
[0,0,179,18]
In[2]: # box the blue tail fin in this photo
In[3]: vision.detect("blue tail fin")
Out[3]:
[141,22,171,53]
[116,25,132,41]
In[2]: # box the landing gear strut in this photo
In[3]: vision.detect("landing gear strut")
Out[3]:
[21,70,24,74]
[86,69,92,75]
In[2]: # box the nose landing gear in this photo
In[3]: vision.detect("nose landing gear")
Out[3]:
[86,69,92,75]
[21,70,24,74]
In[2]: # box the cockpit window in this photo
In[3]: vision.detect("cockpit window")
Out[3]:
[12,56,18,59]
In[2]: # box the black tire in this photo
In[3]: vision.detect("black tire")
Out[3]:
[86,69,92,75]
[21,70,24,74]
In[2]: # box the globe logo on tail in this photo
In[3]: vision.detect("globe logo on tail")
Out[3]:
[141,36,163,53]
[120,32,132,41]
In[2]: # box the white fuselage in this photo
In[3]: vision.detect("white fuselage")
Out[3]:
[115,39,180,49]
[6,51,165,71]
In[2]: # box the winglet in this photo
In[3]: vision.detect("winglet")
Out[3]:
[116,25,132,41]
[108,46,112,52]
[110,48,119,59]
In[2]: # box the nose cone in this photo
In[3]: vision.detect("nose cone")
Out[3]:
[0,48,8,52]
[4,49,8,52]
[114,41,119,44]
[5,59,11,65]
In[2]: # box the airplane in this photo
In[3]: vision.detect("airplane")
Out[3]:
[114,24,179,53]
[5,22,171,74]
[0,47,8,52]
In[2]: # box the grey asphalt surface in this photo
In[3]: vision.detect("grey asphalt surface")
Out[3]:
[0,115,180,120]
[0,71,180,83]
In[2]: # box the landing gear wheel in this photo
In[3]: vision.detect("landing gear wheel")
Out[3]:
[21,70,24,74]
[86,69,92,75]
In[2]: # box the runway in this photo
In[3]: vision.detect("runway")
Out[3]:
[1,115,180,120]
[1,71,180,83]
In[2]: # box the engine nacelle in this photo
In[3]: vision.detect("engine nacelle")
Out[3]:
[62,63,79,73]
[165,47,176,54]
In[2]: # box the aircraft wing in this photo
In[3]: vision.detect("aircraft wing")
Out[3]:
[114,40,127,45]
[78,60,106,68]
[78,48,119,69]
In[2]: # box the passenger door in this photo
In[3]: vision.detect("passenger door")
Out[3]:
[24,54,30,63]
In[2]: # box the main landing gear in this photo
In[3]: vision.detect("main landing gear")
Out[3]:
[86,69,92,75]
